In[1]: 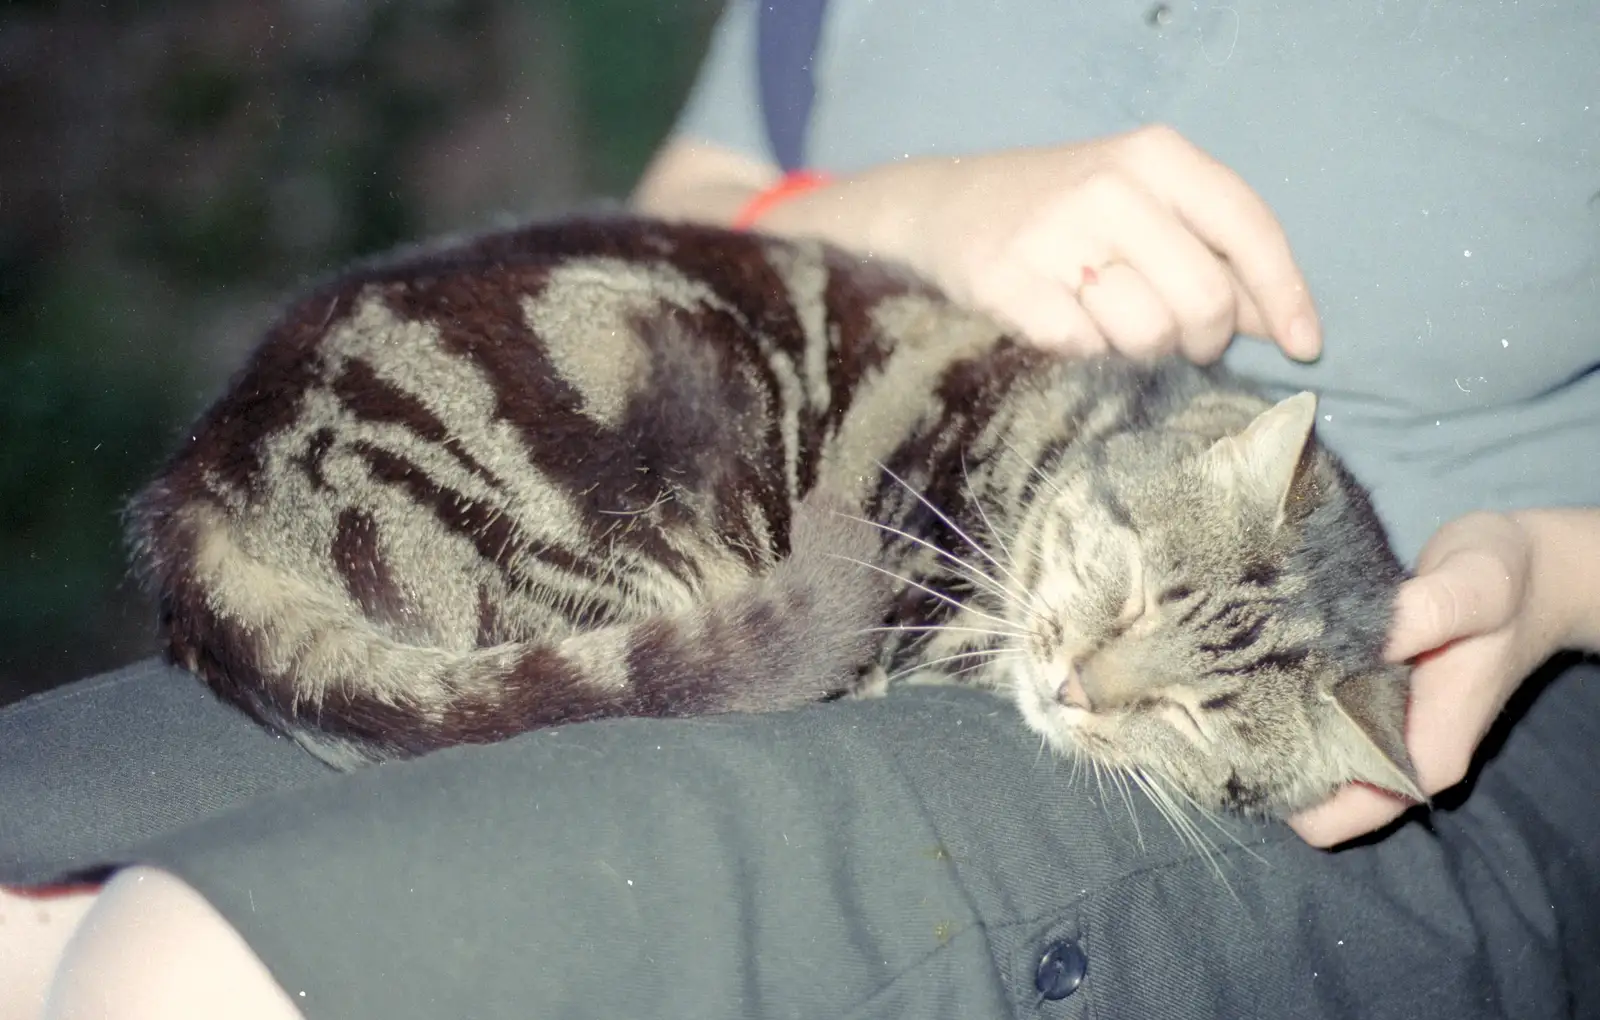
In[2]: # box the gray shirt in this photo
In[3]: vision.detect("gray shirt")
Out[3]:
[675,0,1600,563]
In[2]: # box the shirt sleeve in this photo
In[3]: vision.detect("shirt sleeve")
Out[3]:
[669,1,774,163]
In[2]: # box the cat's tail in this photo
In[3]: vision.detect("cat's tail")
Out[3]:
[130,491,894,768]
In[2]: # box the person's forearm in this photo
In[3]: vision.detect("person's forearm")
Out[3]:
[1515,506,1600,652]
[629,141,776,224]
[732,162,950,260]
[630,179,763,227]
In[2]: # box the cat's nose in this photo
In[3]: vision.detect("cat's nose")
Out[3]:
[1057,664,1095,711]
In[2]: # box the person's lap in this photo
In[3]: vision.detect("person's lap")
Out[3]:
[2,656,1596,1018]
[0,659,331,885]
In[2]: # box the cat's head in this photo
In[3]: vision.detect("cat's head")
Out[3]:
[1007,390,1421,819]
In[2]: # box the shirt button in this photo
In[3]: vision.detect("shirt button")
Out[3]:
[1034,939,1088,1000]
[1145,3,1174,28]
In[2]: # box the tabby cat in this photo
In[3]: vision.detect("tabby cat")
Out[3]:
[128,218,1422,818]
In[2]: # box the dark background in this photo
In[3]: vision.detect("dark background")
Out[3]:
[1,0,722,705]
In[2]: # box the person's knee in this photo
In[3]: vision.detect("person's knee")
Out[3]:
[45,866,304,1020]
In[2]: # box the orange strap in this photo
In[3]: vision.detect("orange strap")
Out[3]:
[2,881,103,899]
[732,170,834,230]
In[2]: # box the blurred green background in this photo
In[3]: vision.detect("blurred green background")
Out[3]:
[0,0,722,705]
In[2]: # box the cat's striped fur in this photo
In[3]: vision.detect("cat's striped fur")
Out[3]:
[129,218,1420,817]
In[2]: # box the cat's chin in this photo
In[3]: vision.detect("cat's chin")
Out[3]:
[1011,668,1091,756]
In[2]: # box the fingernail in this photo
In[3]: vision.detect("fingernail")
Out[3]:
[1289,314,1321,360]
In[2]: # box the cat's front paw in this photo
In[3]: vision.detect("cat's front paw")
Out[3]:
[846,664,892,700]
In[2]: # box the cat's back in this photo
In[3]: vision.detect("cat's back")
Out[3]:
[127,218,927,762]
[197,218,954,452]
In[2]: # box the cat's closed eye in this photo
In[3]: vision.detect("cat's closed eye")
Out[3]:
[1157,584,1193,604]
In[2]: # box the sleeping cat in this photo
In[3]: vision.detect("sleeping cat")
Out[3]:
[128,217,1422,819]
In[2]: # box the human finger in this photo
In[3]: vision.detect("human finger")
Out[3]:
[1073,262,1182,360]
[1119,126,1320,360]
[1409,510,1531,580]
[1215,260,1272,349]
[1053,173,1237,360]
[967,261,1108,355]
[1385,514,1531,662]
[1287,784,1409,848]
[1396,652,1483,793]
[1383,553,1522,663]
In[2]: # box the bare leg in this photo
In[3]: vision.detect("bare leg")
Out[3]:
[1,884,97,1020]
[43,867,306,1020]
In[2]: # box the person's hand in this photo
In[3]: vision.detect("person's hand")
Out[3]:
[880,126,1320,362]
[635,130,1318,363]
[1289,511,1571,847]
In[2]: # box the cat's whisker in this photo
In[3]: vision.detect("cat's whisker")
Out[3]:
[1111,766,1146,853]
[990,521,1051,626]
[956,452,1058,625]
[942,657,1017,683]
[825,554,1030,635]
[1090,759,1110,822]
[828,510,1032,618]
[1156,775,1267,866]
[862,624,1023,642]
[963,535,1054,627]
[1129,770,1237,898]
[957,451,1045,605]
[874,462,1039,609]
[888,657,1014,689]
[1137,771,1200,846]
[886,647,1016,682]
[1129,769,1199,856]
[995,434,1068,500]
[958,452,1015,566]
[1097,760,1146,852]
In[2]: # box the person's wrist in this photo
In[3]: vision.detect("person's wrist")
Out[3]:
[731,170,835,230]
[742,172,871,251]
[851,158,954,272]
[742,157,960,282]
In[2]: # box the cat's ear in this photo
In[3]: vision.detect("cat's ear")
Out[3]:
[1325,666,1425,802]
[1203,391,1318,526]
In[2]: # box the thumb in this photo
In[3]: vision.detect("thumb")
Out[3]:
[1384,546,1521,663]
[1288,784,1410,847]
